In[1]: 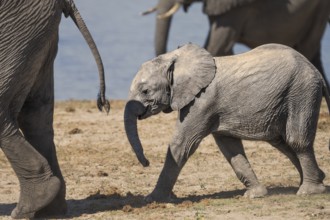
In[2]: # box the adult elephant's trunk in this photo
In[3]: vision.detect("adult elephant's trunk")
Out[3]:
[155,0,179,56]
[64,1,110,113]
[124,100,150,167]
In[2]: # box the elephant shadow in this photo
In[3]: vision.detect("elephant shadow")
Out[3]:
[172,186,299,202]
[0,203,15,217]
[59,185,330,218]
[64,192,148,218]
[181,185,330,202]
[1,186,329,218]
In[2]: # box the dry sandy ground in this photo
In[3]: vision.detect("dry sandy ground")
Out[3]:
[0,99,329,219]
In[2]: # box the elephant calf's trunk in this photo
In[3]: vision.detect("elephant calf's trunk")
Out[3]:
[124,101,150,167]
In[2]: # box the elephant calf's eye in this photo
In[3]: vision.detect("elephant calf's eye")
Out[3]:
[142,89,149,95]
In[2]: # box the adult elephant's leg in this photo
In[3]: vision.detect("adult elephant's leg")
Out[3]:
[212,134,267,198]
[310,49,330,92]
[311,49,325,75]
[294,0,330,92]
[204,16,237,56]
[18,101,67,217]
[1,127,60,218]
[268,139,303,185]
[0,67,60,218]
[17,41,67,217]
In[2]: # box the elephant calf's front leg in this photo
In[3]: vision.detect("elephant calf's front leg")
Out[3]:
[146,126,204,203]
[145,148,182,203]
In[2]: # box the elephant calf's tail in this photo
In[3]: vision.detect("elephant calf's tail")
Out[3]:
[63,0,110,114]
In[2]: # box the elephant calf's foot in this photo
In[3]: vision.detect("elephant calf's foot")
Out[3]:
[145,191,177,203]
[244,185,268,198]
[11,176,61,219]
[297,182,326,195]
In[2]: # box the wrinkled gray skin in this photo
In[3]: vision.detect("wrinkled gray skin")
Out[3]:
[0,0,109,218]
[124,43,330,202]
[153,0,330,91]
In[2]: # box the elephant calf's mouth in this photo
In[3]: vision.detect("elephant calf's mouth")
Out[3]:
[138,105,150,120]
[138,103,167,119]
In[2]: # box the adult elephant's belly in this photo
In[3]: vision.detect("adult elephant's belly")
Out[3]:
[238,1,316,49]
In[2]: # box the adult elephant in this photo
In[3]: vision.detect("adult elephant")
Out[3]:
[0,0,109,218]
[146,0,330,90]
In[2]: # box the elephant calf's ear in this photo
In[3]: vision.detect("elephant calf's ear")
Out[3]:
[169,44,216,111]
[167,59,175,86]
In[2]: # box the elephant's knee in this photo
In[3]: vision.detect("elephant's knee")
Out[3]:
[1,134,52,177]
[0,119,19,146]
[18,102,54,135]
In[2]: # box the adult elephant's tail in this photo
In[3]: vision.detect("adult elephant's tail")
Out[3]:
[63,0,110,113]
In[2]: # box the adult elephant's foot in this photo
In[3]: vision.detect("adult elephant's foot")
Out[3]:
[244,184,268,198]
[145,191,177,203]
[34,185,67,218]
[11,176,61,219]
[297,182,326,195]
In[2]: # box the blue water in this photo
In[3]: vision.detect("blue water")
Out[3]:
[55,0,330,100]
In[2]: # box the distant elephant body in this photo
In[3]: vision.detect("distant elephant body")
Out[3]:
[0,0,109,218]
[124,43,330,202]
[151,0,330,91]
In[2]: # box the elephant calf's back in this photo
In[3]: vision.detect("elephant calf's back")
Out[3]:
[215,44,321,92]
[213,44,323,139]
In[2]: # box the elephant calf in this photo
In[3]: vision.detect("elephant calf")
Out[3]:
[124,43,330,202]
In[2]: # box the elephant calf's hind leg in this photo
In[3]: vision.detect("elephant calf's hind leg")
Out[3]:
[213,134,268,198]
[268,139,303,185]
[286,99,326,195]
[296,150,326,195]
